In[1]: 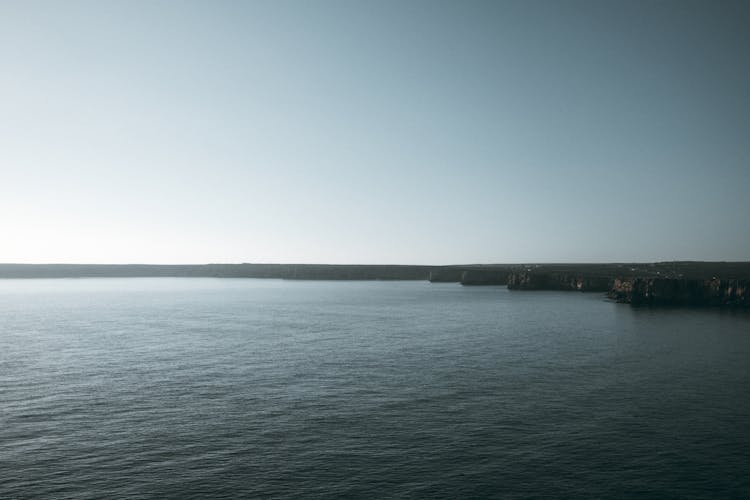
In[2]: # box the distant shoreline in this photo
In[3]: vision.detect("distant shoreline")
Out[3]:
[3,262,748,307]
[2,262,749,281]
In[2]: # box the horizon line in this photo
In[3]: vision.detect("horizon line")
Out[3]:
[2,260,749,266]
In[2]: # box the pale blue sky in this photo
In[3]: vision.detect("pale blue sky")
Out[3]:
[1,0,748,264]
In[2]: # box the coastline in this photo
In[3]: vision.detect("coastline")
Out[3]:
[2,262,749,307]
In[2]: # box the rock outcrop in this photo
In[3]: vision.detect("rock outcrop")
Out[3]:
[608,278,749,307]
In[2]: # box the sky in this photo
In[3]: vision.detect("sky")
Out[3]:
[1,0,749,264]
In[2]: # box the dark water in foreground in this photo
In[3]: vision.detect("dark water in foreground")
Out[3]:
[1,279,749,499]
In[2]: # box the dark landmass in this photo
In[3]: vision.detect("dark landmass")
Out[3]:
[430,266,514,285]
[459,269,510,286]
[0,263,435,280]
[504,262,750,307]
[3,261,750,307]
[608,277,749,307]
[507,272,610,292]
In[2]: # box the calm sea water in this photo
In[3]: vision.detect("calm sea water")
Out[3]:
[1,278,749,499]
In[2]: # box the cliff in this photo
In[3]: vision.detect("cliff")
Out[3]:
[507,272,611,292]
[608,277,749,307]
[506,263,750,307]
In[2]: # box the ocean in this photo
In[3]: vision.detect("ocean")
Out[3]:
[1,278,749,498]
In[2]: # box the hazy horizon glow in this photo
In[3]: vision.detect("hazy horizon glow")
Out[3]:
[2,0,749,265]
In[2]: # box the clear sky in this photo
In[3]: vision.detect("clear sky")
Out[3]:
[1,0,748,264]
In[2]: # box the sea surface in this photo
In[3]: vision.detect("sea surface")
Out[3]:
[1,278,749,499]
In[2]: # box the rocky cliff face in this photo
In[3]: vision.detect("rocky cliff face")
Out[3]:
[608,278,749,307]
[506,272,611,292]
